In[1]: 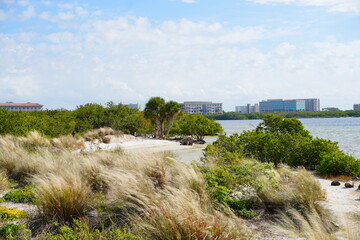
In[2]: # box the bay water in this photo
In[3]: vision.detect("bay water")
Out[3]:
[217,118,360,159]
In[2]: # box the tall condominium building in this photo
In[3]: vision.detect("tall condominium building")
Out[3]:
[354,104,360,111]
[259,98,320,113]
[235,104,259,113]
[322,107,340,111]
[302,98,320,111]
[126,103,140,109]
[259,99,305,113]
[181,101,223,115]
[0,102,43,112]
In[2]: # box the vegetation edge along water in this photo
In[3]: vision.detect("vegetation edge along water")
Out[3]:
[205,110,360,120]
[0,97,359,239]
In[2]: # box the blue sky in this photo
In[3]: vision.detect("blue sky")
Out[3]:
[1,0,360,110]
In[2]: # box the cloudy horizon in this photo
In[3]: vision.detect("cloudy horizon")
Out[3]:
[1,0,359,111]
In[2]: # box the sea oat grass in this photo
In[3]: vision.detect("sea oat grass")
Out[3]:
[34,171,92,222]
[51,135,85,151]
[0,171,8,191]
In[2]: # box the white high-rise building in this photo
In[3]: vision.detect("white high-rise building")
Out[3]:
[181,101,223,115]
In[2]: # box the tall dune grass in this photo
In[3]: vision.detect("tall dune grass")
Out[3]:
[0,133,251,238]
[33,171,92,222]
[0,132,353,239]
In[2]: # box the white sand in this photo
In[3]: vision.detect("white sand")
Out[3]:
[84,135,360,237]
[84,135,207,163]
[317,178,360,239]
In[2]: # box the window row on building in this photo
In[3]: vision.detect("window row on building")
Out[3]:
[259,98,320,113]
[181,101,223,115]
[0,103,43,112]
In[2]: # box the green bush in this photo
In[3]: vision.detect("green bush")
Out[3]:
[37,220,138,240]
[0,206,29,221]
[3,186,36,204]
[317,151,360,178]
[0,223,31,239]
[171,113,223,139]
[209,115,359,177]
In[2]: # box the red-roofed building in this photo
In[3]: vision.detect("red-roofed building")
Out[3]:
[0,102,43,112]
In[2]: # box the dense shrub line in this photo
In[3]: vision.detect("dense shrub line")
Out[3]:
[206,115,360,178]
[207,110,360,120]
[0,103,149,138]
[0,102,223,139]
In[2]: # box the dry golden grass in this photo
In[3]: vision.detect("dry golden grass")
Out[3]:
[258,166,326,210]
[33,170,93,222]
[0,133,251,238]
[273,205,337,240]
[51,135,85,151]
[83,127,122,141]
[1,132,351,239]
[0,171,8,191]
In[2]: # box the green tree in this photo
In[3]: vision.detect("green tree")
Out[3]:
[172,114,223,140]
[163,101,181,138]
[144,97,166,138]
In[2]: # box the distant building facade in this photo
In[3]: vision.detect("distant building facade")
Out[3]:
[322,107,340,111]
[303,98,320,112]
[354,104,360,111]
[181,101,222,115]
[126,104,140,109]
[0,102,43,112]
[235,104,259,113]
[259,98,320,113]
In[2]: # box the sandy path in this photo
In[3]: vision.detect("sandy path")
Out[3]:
[123,141,207,164]
[317,178,360,239]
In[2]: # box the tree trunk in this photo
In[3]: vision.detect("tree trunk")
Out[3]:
[165,116,175,138]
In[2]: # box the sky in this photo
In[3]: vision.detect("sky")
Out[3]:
[1,0,360,111]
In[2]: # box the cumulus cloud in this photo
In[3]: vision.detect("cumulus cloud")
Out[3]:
[181,0,197,3]
[0,9,12,21]
[18,0,29,6]
[0,16,359,110]
[20,5,35,20]
[0,0,14,4]
[251,0,360,14]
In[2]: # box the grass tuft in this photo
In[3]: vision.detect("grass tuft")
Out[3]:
[33,171,92,223]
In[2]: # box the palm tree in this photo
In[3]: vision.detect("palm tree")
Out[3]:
[144,97,165,138]
[164,101,181,138]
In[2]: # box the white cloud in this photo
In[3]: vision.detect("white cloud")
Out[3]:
[250,0,360,14]
[20,5,35,20]
[41,1,51,5]
[75,7,88,17]
[39,11,50,20]
[57,3,74,9]
[0,76,41,98]
[56,11,75,20]
[0,9,11,21]
[18,0,29,6]
[0,0,14,4]
[1,17,359,110]
[181,0,197,3]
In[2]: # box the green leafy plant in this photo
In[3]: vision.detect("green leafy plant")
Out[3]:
[0,206,29,221]
[38,220,138,240]
[0,223,31,239]
[3,185,36,204]
[317,151,360,178]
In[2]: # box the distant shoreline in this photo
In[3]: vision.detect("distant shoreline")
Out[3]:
[206,110,360,120]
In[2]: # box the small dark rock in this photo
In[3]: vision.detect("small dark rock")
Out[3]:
[344,182,354,188]
[331,181,341,186]
[331,222,340,229]
[102,136,111,144]
[194,139,206,144]
[180,137,194,146]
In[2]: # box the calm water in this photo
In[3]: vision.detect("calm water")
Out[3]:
[217,118,360,159]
